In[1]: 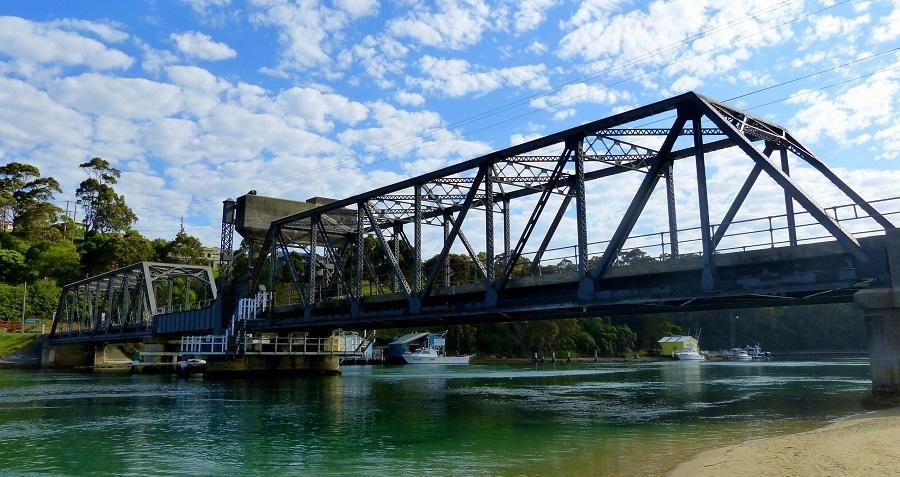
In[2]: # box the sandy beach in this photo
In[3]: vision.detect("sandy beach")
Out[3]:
[667,407,900,477]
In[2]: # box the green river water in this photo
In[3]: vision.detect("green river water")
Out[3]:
[0,359,872,476]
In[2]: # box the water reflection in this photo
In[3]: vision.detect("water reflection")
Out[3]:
[0,360,871,476]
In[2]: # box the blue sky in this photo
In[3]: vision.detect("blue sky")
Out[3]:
[1,0,899,247]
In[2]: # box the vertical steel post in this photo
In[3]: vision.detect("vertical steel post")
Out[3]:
[308,217,317,304]
[484,164,494,285]
[392,223,402,292]
[443,214,451,286]
[780,147,798,246]
[503,198,511,264]
[356,206,364,298]
[693,117,715,291]
[573,136,588,274]
[665,160,679,257]
[414,184,422,293]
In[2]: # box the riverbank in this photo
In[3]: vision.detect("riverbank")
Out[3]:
[667,407,900,476]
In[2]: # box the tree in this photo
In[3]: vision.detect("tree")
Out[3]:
[25,242,82,284]
[76,158,136,233]
[617,248,656,267]
[79,231,156,275]
[0,249,25,283]
[161,227,205,265]
[0,162,61,236]
[0,279,60,322]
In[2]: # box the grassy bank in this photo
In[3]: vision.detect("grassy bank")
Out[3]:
[0,333,37,357]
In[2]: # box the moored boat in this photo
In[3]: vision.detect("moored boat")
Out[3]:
[727,348,752,361]
[674,350,706,360]
[402,347,472,364]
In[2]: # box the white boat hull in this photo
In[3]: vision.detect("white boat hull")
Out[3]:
[674,351,705,361]
[402,354,472,365]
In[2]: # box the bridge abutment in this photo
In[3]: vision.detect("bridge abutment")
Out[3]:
[41,342,134,370]
[855,288,900,406]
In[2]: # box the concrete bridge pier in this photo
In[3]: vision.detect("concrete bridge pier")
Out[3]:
[855,288,900,406]
[41,342,133,369]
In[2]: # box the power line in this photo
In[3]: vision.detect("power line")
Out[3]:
[144,0,826,215]
[232,0,853,193]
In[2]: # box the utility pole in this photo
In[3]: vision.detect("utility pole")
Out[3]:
[20,282,27,333]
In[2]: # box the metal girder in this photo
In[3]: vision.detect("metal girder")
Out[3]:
[712,163,764,250]
[363,203,411,294]
[695,95,871,264]
[421,166,487,299]
[529,192,573,275]
[497,146,573,290]
[423,189,487,280]
[590,116,688,283]
[50,262,216,338]
[692,116,715,291]
[277,233,308,307]
[317,220,355,301]
[595,128,723,136]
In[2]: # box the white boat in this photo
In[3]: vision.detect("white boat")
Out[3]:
[402,347,472,365]
[674,350,706,361]
[727,348,752,361]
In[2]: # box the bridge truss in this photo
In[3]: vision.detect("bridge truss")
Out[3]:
[50,262,217,340]
[246,92,896,331]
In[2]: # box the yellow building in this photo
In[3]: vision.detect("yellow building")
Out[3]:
[658,335,699,357]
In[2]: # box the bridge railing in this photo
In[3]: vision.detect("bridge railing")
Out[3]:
[524,195,900,278]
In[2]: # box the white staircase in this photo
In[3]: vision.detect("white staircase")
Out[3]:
[181,290,272,354]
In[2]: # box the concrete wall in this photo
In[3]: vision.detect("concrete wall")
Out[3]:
[206,354,340,375]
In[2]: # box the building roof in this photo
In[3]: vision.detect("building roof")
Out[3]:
[390,332,429,345]
[657,335,697,343]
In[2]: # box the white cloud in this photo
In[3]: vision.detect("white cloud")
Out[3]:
[250,0,348,70]
[786,66,900,146]
[509,0,557,33]
[412,56,549,97]
[395,90,426,107]
[170,31,237,61]
[388,0,492,50]
[334,0,379,18]
[525,41,548,55]
[803,14,870,43]
[0,77,91,152]
[166,65,229,93]
[276,86,369,132]
[181,0,232,14]
[47,18,129,43]
[49,73,184,119]
[558,1,800,87]
[338,102,491,167]
[340,35,408,88]
[873,0,900,42]
[529,83,629,119]
[0,16,133,70]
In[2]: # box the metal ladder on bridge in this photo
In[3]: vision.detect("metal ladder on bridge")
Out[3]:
[225,290,272,354]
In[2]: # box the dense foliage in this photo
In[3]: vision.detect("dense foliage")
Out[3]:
[0,160,209,324]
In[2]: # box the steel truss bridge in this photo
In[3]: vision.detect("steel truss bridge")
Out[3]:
[49,92,899,342]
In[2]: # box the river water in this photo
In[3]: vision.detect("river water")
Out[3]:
[0,359,871,476]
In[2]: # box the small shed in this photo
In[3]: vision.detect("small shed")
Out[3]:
[658,335,699,356]
[386,332,430,360]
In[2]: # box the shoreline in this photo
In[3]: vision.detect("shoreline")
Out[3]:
[666,406,900,476]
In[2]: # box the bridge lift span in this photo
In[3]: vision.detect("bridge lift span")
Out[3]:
[239,91,896,333]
